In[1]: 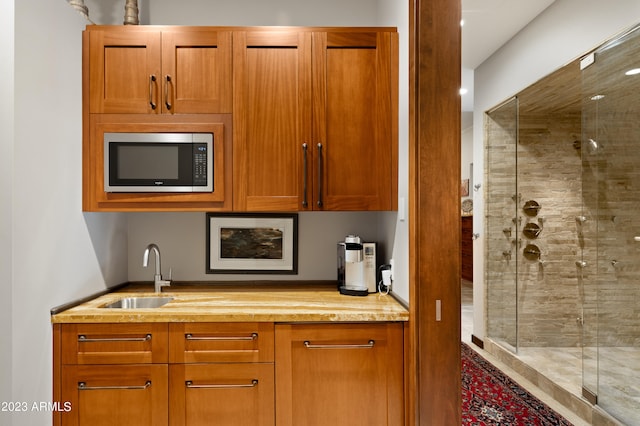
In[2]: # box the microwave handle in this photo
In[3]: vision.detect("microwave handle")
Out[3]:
[149,75,157,110]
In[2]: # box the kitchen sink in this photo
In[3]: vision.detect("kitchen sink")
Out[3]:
[102,296,174,309]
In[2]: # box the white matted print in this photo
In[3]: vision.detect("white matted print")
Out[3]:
[206,213,298,274]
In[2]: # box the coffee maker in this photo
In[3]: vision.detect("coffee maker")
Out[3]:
[337,235,377,296]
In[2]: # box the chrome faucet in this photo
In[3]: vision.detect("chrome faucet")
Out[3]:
[142,243,171,292]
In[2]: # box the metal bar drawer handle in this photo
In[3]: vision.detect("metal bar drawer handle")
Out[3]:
[185,333,258,341]
[303,340,375,349]
[78,334,152,343]
[186,380,258,389]
[78,381,151,391]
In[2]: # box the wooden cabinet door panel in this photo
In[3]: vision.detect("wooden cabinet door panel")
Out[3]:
[275,323,404,426]
[170,363,274,426]
[233,31,312,211]
[312,32,396,210]
[61,364,168,426]
[89,29,161,114]
[162,30,232,114]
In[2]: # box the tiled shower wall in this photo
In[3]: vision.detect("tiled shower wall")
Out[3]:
[486,110,584,348]
[582,107,640,348]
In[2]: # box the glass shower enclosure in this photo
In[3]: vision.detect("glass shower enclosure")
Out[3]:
[485,24,640,425]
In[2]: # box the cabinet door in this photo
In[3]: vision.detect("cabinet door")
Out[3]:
[233,31,312,211]
[275,323,404,426]
[61,364,168,426]
[88,28,161,114]
[162,30,232,114]
[312,32,397,210]
[170,363,274,426]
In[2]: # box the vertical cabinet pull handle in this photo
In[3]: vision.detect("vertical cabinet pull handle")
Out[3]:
[78,381,151,391]
[185,379,258,389]
[302,143,308,207]
[316,143,323,207]
[164,75,172,110]
[149,75,157,110]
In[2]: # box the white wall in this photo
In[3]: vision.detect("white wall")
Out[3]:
[7,2,129,425]
[0,0,15,415]
[472,0,640,341]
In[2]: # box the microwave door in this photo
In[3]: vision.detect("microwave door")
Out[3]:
[104,133,213,193]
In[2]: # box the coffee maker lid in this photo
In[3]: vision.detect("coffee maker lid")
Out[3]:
[344,235,361,244]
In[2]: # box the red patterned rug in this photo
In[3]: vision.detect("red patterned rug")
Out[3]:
[462,343,573,425]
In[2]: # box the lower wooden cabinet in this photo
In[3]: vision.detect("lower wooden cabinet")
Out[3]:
[169,363,274,426]
[54,321,403,426]
[274,323,404,426]
[60,364,168,426]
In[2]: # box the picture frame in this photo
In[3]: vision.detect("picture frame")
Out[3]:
[461,179,470,197]
[206,213,298,274]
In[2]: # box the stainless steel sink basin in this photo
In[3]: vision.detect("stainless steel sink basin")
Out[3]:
[102,296,174,309]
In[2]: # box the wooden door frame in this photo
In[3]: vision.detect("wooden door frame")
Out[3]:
[408,0,462,424]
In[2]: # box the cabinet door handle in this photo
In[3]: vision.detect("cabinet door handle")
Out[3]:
[303,340,375,349]
[164,75,172,110]
[185,379,258,389]
[316,143,323,207]
[149,75,157,110]
[78,381,151,391]
[302,143,308,208]
[185,333,258,341]
[78,334,152,343]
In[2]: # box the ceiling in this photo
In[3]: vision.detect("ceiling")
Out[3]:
[460,0,557,118]
[461,0,557,70]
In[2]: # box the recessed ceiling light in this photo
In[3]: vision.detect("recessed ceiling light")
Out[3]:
[590,94,605,101]
[459,88,468,96]
[625,68,640,76]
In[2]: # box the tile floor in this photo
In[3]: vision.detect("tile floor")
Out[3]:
[462,279,640,425]
[461,279,591,426]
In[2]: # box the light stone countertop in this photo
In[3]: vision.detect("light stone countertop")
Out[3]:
[51,285,409,323]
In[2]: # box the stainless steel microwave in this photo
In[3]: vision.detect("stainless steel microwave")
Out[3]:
[104,132,213,193]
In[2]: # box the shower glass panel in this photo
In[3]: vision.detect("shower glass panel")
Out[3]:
[485,97,518,352]
[581,24,640,425]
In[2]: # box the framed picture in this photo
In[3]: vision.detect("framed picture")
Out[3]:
[206,213,298,274]
[461,179,470,197]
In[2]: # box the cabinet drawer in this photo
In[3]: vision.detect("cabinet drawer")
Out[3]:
[169,323,274,363]
[169,363,274,426]
[60,364,168,426]
[61,323,168,365]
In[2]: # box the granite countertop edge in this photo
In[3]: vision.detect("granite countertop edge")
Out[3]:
[51,283,409,324]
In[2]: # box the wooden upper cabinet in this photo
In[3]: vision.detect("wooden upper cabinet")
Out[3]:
[233,31,312,211]
[312,31,397,211]
[233,29,398,211]
[87,26,232,114]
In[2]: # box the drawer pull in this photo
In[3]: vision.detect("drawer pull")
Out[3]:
[186,379,258,389]
[303,340,375,349]
[78,381,151,391]
[185,333,258,341]
[78,334,152,343]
